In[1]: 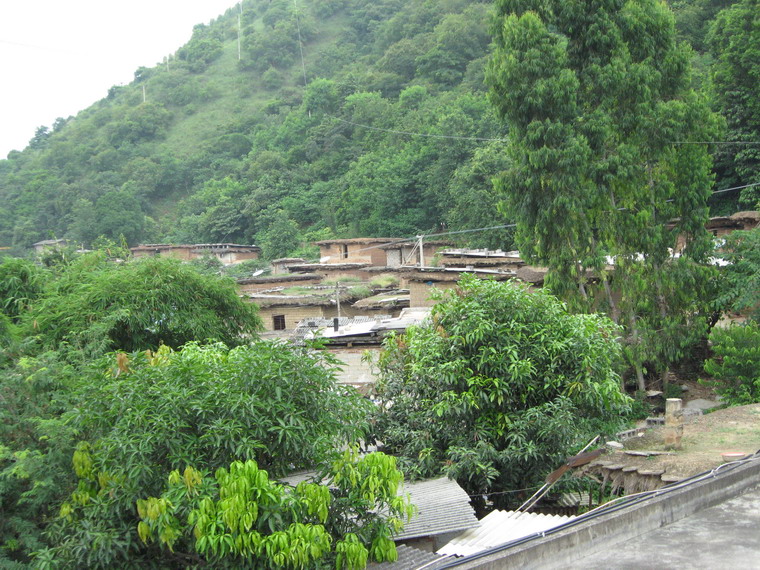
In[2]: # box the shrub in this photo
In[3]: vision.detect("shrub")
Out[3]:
[702,323,760,405]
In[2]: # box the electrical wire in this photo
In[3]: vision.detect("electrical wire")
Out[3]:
[708,181,760,195]
[671,141,760,145]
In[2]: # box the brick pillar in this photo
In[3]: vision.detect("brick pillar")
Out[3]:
[663,398,683,449]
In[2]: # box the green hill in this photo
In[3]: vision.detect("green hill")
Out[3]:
[0,0,755,256]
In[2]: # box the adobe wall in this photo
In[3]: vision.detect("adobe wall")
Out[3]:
[254,303,365,331]
[409,280,458,307]
[325,347,381,394]
[238,275,321,294]
[256,305,327,332]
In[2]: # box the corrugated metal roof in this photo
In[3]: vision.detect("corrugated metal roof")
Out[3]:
[394,477,479,541]
[436,509,575,557]
[368,545,452,569]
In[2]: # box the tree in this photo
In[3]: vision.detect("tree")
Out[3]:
[0,257,46,323]
[708,0,760,205]
[715,227,760,321]
[373,276,630,507]
[258,209,302,260]
[27,253,261,354]
[133,451,412,568]
[41,342,378,568]
[702,322,760,406]
[486,0,721,387]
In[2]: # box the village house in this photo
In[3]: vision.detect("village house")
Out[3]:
[670,210,760,252]
[314,237,399,265]
[237,273,322,295]
[130,243,261,265]
[291,308,428,392]
[401,249,548,308]
[380,239,456,268]
[249,283,408,335]
[32,238,70,253]
[269,257,307,274]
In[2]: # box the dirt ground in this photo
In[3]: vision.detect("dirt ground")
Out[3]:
[605,402,760,478]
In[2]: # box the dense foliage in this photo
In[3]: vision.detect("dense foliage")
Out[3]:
[487,0,723,387]
[715,227,760,320]
[707,0,760,204]
[133,450,413,568]
[374,276,631,507]
[25,253,262,354]
[41,343,376,567]
[702,322,760,405]
[1,0,759,565]
[0,0,507,254]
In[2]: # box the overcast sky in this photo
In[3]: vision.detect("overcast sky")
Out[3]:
[0,0,236,158]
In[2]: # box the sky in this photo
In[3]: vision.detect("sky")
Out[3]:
[0,0,237,158]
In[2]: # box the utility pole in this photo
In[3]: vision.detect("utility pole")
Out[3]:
[418,235,425,267]
[142,84,146,103]
[237,2,242,61]
[335,282,341,319]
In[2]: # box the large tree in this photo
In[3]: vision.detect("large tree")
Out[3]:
[27,253,261,354]
[486,0,721,387]
[708,0,760,205]
[373,276,630,507]
[34,343,379,567]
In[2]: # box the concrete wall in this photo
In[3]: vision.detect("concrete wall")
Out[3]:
[453,458,760,569]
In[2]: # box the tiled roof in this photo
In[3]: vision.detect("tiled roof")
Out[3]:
[368,545,452,569]
[436,509,575,557]
[394,477,479,541]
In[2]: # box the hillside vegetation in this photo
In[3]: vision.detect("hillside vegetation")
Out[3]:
[0,0,756,256]
[0,0,511,254]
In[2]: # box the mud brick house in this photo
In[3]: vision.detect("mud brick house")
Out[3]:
[670,211,760,252]
[270,257,307,274]
[380,239,456,268]
[403,249,548,308]
[404,268,519,308]
[237,273,322,295]
[33,238,70,253]
[314,238,398,265]
[130,243,261,265]
[249,285,406,334]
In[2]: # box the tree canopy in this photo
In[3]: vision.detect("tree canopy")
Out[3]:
[708,0,760,205]
[373,276,630,507]
[486,0,722,386]
[26,253,261,353]
[32,342,381,567]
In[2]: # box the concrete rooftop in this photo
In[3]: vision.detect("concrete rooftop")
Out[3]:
[570,483,760,569]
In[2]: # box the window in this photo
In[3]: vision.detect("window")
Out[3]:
[272,315,286,330]
[341,244,349,259]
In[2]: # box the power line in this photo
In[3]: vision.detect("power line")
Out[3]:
[671,141,760,145]
[708,181,760,195]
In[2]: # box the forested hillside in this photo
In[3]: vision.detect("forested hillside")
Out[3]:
[0,0,756,255]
